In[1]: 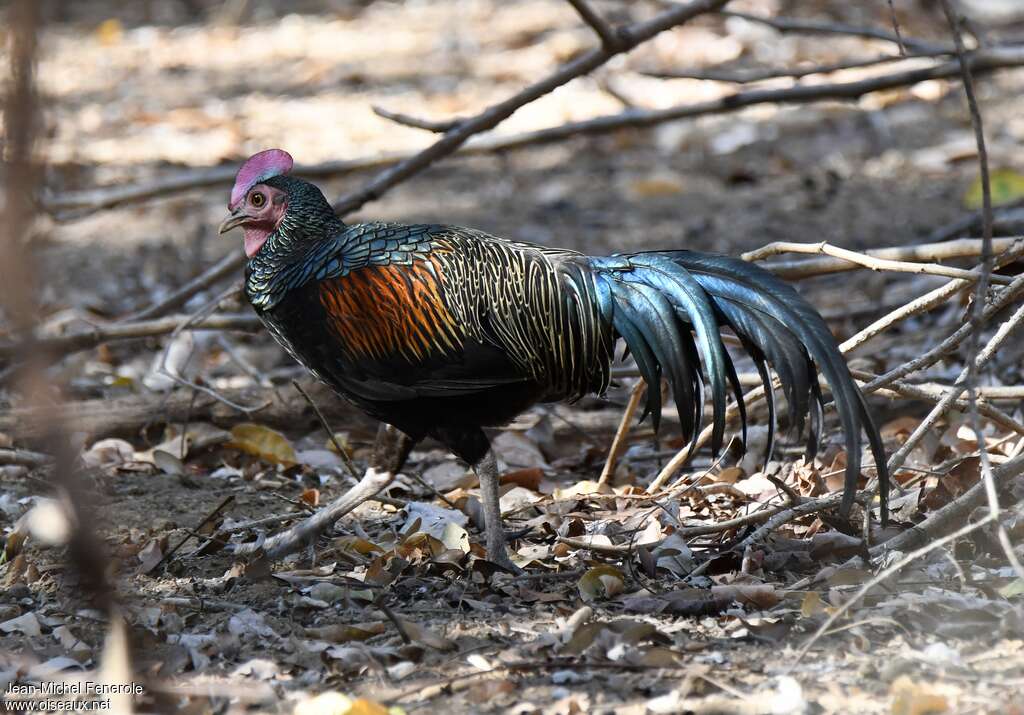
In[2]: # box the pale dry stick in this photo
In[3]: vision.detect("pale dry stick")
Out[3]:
[597,380,646,485]
[789,514,996,670]
[740,240,1012,285]
[233,469,393,558]
[843,240,1024,357]
[941,0,1024,582]
[852,369,1024,436]
[43,49,1024,218]
[0,448,52,468]
[745,237,1022,281]
[888,300,1024,475]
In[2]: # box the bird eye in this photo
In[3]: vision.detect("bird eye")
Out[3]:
[250,192,266,207]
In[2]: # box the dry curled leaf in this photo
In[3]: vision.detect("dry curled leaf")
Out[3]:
[226,423,297,467]
[578,565,625,601]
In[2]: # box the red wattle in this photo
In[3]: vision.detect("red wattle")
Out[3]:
[244,229,270,257]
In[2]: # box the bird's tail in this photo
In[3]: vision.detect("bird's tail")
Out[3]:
[588,250,888,521]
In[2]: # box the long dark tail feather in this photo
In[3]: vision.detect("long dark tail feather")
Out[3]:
[590,250,889,523]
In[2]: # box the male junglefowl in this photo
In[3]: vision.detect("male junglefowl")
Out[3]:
[220,148,889,569]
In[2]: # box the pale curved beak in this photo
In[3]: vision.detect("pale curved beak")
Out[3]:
[218,208,247,235]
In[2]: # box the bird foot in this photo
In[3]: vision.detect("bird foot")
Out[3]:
[489,550,524,576]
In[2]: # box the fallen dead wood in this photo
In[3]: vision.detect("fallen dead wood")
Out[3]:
[0,313,260,360]
[0,381,373,442]
[0,383,638,444]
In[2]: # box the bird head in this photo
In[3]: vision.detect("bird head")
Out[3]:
[219,149,338,258]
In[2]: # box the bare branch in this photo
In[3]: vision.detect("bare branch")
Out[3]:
[641,52,940,83]
[887,299,1024,474]
[721,10,949,54]
[42,48,1024,218]
[871,453,1024,557]
[939,0,1024,581]
[372,105,462,133]
[331,0,733,215]
[863,269,1024,391]
[565,0,624,50]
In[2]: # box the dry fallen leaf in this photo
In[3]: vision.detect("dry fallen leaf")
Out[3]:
[226,423,298,467]
[890,675,950,715]
[578,564,625,601]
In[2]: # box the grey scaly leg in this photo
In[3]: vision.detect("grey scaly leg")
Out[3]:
[474,449,519,572]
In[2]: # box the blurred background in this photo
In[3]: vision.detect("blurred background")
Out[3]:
[29,0,1024,323]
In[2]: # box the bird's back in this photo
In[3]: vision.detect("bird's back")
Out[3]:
[247,223,616,442]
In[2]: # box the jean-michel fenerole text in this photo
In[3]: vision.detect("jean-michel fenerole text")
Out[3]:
[6,681,144,697]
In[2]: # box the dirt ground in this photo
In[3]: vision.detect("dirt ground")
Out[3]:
[3,1,1024,713]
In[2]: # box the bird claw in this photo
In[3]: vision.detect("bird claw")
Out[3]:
[490,553,524,576]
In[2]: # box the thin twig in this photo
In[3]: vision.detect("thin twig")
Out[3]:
[598,380,646,485]
[371,106,462,133]
[886,0,907,56]
[789,514,996,669]
[565,0,624,50]
[151,495,235,572]
[862,269,1024,390]
[940,0,1024,581]
[375,596,413,645]
[841,239,1024,356]
[733,490,872,552]
[852,369,1024,436]
[887,300,1024,475]
[642,52,940,83]
[125,254,243,321]
[741,240,1012,285]
[291,379,360,482]
[745,236,1021,280]
[721,10,948,53]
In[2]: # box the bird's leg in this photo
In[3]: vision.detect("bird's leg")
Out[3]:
[234,424,414,559]
[474,449,520,573]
